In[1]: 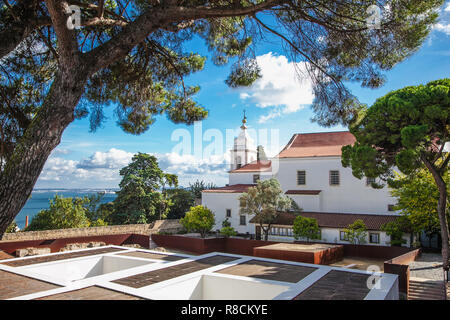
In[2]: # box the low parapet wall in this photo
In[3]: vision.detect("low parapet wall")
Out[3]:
[0,224,152,242]
[384,248,421,296]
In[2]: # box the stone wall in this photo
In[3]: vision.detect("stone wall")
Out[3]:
[0,224,152,242]
[0,219,183,243]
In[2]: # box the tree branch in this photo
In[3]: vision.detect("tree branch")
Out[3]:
[84,0,283,76]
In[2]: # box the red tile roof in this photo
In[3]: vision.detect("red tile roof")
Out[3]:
[202,184,255,193]
[230,160,272,173]
[277,131,356,158]
[250,211,399,231]
[285,190,322,195]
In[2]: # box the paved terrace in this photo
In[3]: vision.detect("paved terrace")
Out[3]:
[0,245,399,300]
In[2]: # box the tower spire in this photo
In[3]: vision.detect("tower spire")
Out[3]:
[241,109,247,129]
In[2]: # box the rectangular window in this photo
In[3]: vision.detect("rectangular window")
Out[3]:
[369,233,380,244]
[226,209,231,218]
[240,215,246,226]
[366,177,376,186]
[340,230,348,241]
[297,170,306,185]
[253,174,260,183]
[388,205,395,212]
[330,170,340,186]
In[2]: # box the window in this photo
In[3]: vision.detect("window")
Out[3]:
[369,233,380,244]
[330,170,340,186]
[226,209,231,218]
[388,205,395,212]
[240,215,246,225]
[340,230,348,241]
[253,174,260,183]
[297,170,306,185]
[366,177,376,186]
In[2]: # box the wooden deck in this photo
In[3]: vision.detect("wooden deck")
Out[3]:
[113,255,239,288]
[36,286,144,300]
[294,270,371,300]
[1,247,125,267]
[216,259,317,283]
[0,270,60,299]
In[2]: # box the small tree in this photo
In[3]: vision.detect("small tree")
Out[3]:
[189,180,217,200]
[26,195,91,231]
[293,216,321,242]
[112,153,177,224]
[381,220,408,247]
[220,218,237,238]
[344,220,368,244]
[239,179,292,241]
[166,188,196,219]
[390,169,449,247]
[180,206,215,238]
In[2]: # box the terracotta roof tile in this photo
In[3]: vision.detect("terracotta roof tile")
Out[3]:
[250,211,399,231]
[285,190,322,195]
[277,131,356,158]
[230,160,272,173]
[202,184,255,193]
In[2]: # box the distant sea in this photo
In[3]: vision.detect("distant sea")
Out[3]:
[15,189,118,229]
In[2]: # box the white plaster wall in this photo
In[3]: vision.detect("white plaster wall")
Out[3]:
[202,192,254,234]
[274,157,398,215]
[229,172,272,185]
[286,194,322,211]
[202,275,290,300]
[283,227,410,247]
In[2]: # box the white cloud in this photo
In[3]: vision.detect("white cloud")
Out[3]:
[433,1,450,35]
[434,22,450,35]
[77,148,133,169]
[236,52,314,123]
[36,149,229,188]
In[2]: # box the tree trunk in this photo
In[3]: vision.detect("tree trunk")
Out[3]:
[0,68,87,237]
[423,159,449,270]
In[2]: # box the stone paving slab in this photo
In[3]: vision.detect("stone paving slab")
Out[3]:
[215,259,317,283]
[112,255,239,288]
[36,286,145,300]
[1,247,125,267]
[0,270,60,299]
[294,270,371,300]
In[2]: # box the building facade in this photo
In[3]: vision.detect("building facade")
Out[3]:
[202,117,410,246]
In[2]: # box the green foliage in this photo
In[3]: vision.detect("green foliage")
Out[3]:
[112,153,177,224]
[222,218,231,228]
[343,220,368,244]
[189,180,217,199]
[220,219,237,238]
[342,79,449,184]
[390,170,449,238]
[239,178,292,240]
[6,221,18,233]
[26,195,92,231]
[1,0,444,171]
[381,218,409,247]
[166,188,196,219]
[292,216,321,242]
[180,205,215,238]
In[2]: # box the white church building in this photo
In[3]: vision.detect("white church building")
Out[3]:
[202,115,411,246]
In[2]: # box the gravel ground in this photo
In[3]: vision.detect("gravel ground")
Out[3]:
[409,253,445,281]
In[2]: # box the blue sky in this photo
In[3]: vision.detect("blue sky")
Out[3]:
[35,2,450,189]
